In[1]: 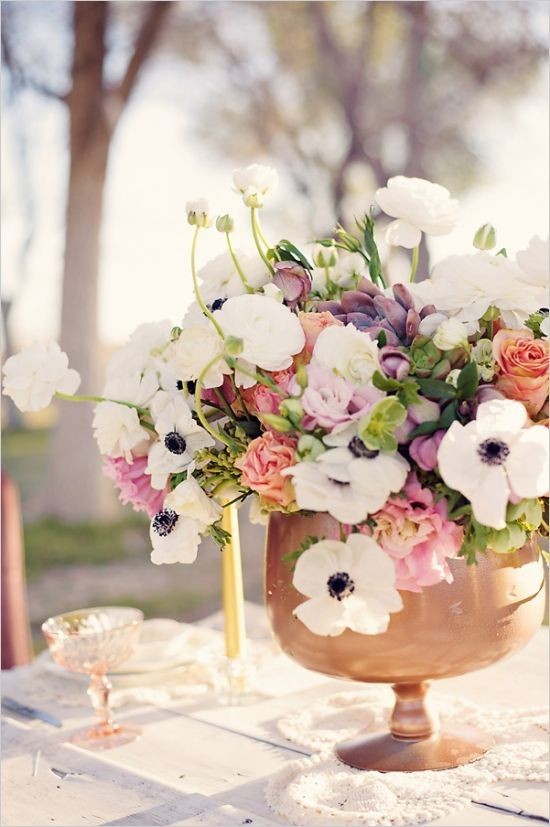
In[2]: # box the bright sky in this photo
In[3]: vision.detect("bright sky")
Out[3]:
[2,77,548,351]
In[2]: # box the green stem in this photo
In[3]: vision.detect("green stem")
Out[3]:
[55,392,148,416]
[232,363,286,396]
[250,208,274,273]
[226,233,253,293]
[194,356,236,449]
[232,380,251,420]
[409,245,420,283]
[213,388,236,420]
[191,226,224,337]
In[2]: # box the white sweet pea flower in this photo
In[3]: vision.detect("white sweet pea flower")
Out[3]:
[375,176,458,249]
[105,320,172,380]
[186,198,213,228]
[516,236,549,288]
[284,437,409,524]
[312,324,380,386]
[150,477,222,565]
[292,534,403,637]
[167,325,230,390]
[2,341,80,412]
[432,317,470,351]
[431,252,544,329]
[232,164,278,207]
[93,402,150,462]
[197,251,270,304]
[214,295,305,383]
[437,399,549,530]
[146,392,214,490]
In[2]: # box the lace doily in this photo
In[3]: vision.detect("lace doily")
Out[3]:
[267,689,549,826]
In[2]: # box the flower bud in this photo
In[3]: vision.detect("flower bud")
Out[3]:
[261,413,293,433]
[297,434,325,461]
[295,365,308,390]
[170,326,182,341]
[279,398,304,427]
[379,346,411,381]
[224,336,244,357]
[312,243,338,268]
[186,198,212,228]
[216,214,234,233]
[473,223,496,251]
[433,318,469,351]
[273,261,311,310]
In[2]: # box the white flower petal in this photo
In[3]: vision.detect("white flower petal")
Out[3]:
[437,421,485,493]
[469,466,509,530]
[342,593,393,636]
[476,399,527,440]
[293,596,347,637]
[293,540,346,598]
[506,427,549,499]
[385,219,422,249]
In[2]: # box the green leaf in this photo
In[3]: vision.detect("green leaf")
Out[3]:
[276,239,313,270]
[456,362,479,401]
[282,535,321,571]
[398,379,421,407]
[408,420,439,439]
[437,400,458,429]
[415,377,457,400]
[372,370,401,392]
[376,330,388,347]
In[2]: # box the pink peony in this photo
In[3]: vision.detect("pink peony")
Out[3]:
[103,455,167,517]
[235,431,297,507]
[493,328,549,417]
[299,311,344,356]
[295,363,383,430]
[241,368,294,418]
[369,473,463,593]
[409,430,445,471]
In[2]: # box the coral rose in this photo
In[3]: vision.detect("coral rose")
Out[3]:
[235,431,297,507]
[299,311,344,356]
[493,329,549,417]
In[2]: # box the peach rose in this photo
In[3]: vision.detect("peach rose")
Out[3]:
[241,368,294,418]
[235,431,297,507]
[299,311,344,356]
[493,329,549,416]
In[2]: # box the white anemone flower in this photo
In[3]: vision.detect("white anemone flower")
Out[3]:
[375,176,458,249]
[93,402,150,462]
[214,295,305,385]
[232,164,278,207]
[283,438,409,524]
[197,251,270,304]
[312,324,380,387]
[292,534,403,636]
[150,477,222,565]
[146,392,214,489]
[437,399,549,530]
[2,341,80,412]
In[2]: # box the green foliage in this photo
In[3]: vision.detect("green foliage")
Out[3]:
[371,370,420,407]
[525,309,549,339]
[415,377,457,400]
[274,239,313,270]
[456,362,479,401]
[360,213,383,286]
[208,520,232,549]
[358,397,407,452]
[282,535,320,571]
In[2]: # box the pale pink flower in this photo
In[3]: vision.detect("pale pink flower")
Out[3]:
[296,363,383,431]
[368,473,463,593]
[103,455,167,517]
[241,368,295,418]
[409,430,445,471]
[299,311,344,356]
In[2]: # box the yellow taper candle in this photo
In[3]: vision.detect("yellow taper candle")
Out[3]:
[220,503,246,661]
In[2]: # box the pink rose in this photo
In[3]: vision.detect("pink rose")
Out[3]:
[241,368,294,418]
[493,328,549,416]
[299,311,344,355]
[368,473,463,593]
[235,431,297,507]
[103,455,167,517]
[409,430,445,471]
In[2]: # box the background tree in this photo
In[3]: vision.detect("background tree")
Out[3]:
[2,1,172,519]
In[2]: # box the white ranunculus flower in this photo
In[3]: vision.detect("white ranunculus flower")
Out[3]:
[146,392,214,489]
[292,534,403,637]
[516,236,549,288]
[214,295,305,381]
[168,325,230,390]
[93,401,150,462]
[150,477,221,565]
[103,370,159,407]
[437,399,549,530]
[283,441,409,524]
[375,176,458,249]
[232,164,278,207]
[431,252,544,329]
[312,324,380,386]
[2,341,81,412]
[186,198,213,228]
[198,251,270,304]
[432,317,470,351]
[106,320,172,380]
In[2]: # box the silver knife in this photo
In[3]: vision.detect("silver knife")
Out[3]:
[2,697,63,728]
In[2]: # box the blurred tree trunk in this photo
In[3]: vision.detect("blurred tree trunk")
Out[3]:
[46,1,171,520]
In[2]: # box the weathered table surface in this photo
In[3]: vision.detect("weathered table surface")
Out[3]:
[2,606,548,827]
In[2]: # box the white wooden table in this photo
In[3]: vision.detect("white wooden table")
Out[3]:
[2,607,548,827]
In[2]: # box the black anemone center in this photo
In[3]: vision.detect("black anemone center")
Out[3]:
[164,431,187,455]
[348,436,379,459]
[328,478,350,487]
[152,509,179,537]
[209,297,227,312]
[327,572,355,601]
[477,438,510,466]
[186,380,197,394]
[176,380,184,391]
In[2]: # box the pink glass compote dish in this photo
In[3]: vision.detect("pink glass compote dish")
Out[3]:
[42,606,143,750]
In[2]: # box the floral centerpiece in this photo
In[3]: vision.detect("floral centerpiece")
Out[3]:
[4,166,549,640]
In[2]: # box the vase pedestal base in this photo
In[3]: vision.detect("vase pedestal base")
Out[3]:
[335,726,494,773]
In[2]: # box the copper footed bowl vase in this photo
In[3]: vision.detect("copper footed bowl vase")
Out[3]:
[265,512,546,772]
